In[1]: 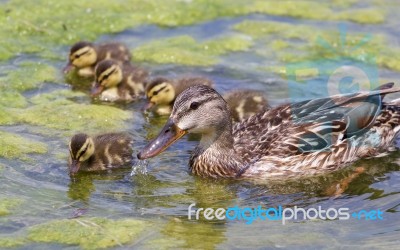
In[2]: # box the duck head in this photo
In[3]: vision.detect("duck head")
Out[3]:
[64,41,97,73]
[144,77,176,110]
[68,133,95,174]
[91,59,123,96]
[138,85,231,159]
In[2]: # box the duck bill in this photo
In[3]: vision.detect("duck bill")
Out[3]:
[138,118,187,159]
[63,62,74,74]
[91,83,104,97]
[143,101,155,111]
[70,160,81,175]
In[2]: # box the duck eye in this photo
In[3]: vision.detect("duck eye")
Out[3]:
[190,102,200,110]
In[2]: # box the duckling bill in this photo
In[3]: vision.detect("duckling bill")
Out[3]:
[68,132,133,175]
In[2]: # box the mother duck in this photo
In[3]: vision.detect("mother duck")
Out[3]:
[138,83,400,179]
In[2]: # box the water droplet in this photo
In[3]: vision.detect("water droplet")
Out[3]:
[130,159,149,176]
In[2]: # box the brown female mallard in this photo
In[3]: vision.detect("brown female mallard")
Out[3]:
[138,83,400,179]
[91,59,149,102]
[68,132,133,175]
[63,41,131,77]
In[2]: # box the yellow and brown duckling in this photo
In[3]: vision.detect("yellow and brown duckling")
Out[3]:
[144,76,213,115]
[223,89,270,122]
[138,83,400,179]
[68,132,133,175]
[63,41,131,77]
[91,59,149,102]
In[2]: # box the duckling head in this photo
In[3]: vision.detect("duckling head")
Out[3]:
[144,77,176,110]
[63,41,97,73]
[138,85,231,159]
[68,133,95,174]
[91,60,123,96]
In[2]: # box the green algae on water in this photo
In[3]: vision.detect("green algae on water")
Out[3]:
[16,99,132,134]
[335,8,385,24]
[0,237,26,248]
[248,1,385,24]
[0,198,23,216]
[0,91,27,109]
[0,0,388,62]
[0,0,247,60]
[0,131,47,159]
[249,1,334,21]
[234,20,400,72]
[133,35,252,66]
[146,219,225,249]
[29,89,86,105]
[0,62,58,92]
[28,217,151,249]
[202,35,252,54]
[0,107,15,125]
[133,36,214,66]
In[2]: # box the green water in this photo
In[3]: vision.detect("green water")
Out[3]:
[1,0,400,249]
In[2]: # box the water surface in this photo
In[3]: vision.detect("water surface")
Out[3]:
[1,0,400,249]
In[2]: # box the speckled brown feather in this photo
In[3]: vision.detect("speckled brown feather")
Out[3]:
[95,43,131,65]
[118,62,148,100]
[232,85,400,177]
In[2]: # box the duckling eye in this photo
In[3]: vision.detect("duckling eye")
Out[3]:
[190,102,200,110]
[152,86,167,96]
[101,69,116,82]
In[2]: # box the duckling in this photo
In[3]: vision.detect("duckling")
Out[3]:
[144,76,213,115]
[91,59,148,102]
[63,41,131,77]
[68,132,133,175]
[223,89,270,122]
[138,83,400,179]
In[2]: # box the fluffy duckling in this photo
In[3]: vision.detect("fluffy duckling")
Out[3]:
[91,59,149,102]
[63,41,131,77]
[68,132,133,175]
[144,76,213,115]
[223,89,270,122]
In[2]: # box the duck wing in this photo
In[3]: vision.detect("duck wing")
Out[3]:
[234,83,400,160]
